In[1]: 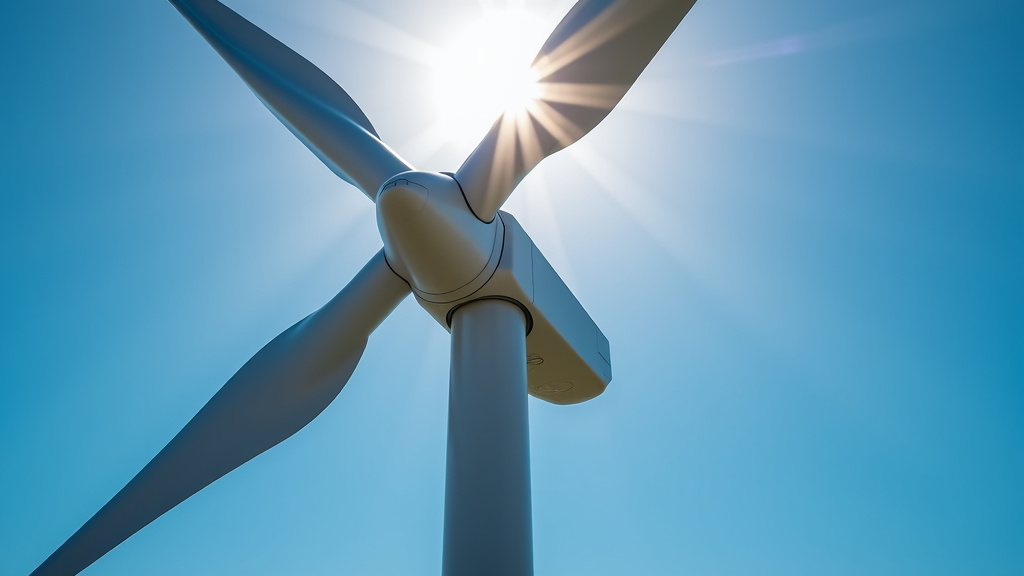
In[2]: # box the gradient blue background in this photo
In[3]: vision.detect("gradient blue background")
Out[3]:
[2,0,1021,574]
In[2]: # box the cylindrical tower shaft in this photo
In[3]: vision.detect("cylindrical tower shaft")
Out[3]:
[443,299,533,576]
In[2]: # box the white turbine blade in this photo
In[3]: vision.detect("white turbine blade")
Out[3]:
[170,0,412,200]
[30,250,409,576]
[455,0,698,222]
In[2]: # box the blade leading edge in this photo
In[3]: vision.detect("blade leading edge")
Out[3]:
[456,0,698,222]
[30,250,410,576]
[171,0,413,200]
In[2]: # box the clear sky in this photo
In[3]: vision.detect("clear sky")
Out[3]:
[1,0,1021,575]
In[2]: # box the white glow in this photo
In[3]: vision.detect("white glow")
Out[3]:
[430,9,550,149]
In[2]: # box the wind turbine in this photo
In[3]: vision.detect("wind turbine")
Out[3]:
[30,0,698,574]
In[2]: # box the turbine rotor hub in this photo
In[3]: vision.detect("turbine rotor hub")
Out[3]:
[376,171,503,302]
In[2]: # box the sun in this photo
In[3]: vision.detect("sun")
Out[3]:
[429,8,551,149]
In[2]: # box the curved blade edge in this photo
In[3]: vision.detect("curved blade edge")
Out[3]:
[30,249,410,576]
[456,0,698,221]
[170,0,412,199]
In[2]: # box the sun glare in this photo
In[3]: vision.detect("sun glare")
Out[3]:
[431,9,550,148]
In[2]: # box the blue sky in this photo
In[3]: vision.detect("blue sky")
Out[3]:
[1,0,1021,574]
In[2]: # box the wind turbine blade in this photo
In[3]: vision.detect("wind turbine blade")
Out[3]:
[30,250,409,576]
[170,0,412,200]
[455,0,698,221]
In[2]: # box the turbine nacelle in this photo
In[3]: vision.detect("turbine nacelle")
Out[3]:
[376,171,503,303]
[377,172,611,406]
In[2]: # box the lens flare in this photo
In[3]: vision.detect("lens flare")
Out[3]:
[431,10,549,147]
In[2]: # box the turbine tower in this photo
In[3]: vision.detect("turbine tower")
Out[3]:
[30,0,698,574]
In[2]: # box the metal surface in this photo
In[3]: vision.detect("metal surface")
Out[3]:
[443,299,533,576]
[415,212,612,405]
[29,250,409,576]
[377,171,503,300]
